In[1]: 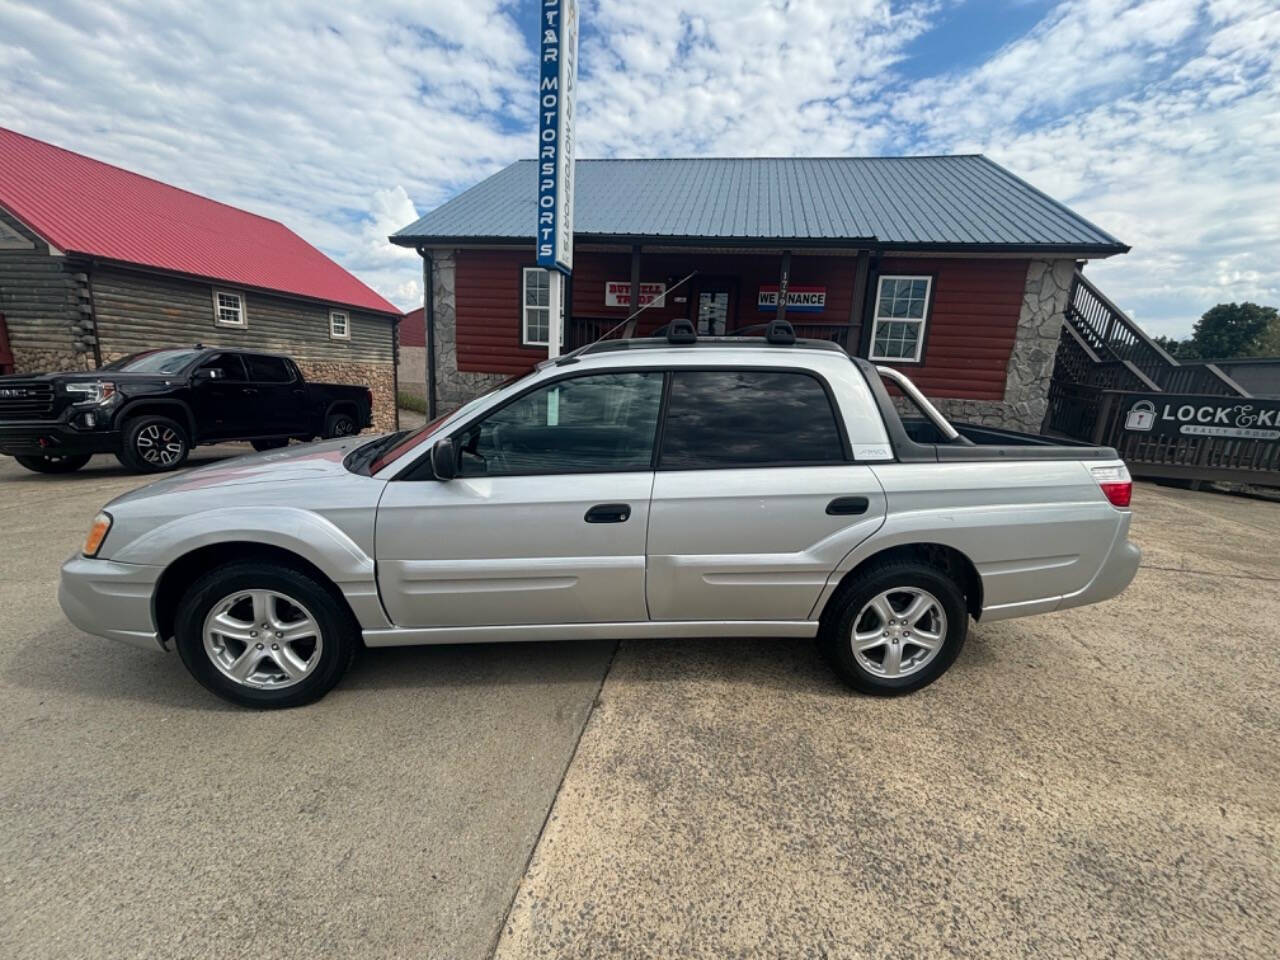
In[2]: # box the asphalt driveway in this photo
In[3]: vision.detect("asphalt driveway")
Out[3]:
[1,450,1277,959]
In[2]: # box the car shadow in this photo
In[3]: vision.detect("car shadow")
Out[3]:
[8,627,996,711]
[1,446,249,482]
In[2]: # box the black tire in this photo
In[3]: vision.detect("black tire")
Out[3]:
[118,414,190,473]
[251,438,289,452]
[14,453,93,474]
[818,560,968,696]
[174,561,358,709]
[324,411,357,439]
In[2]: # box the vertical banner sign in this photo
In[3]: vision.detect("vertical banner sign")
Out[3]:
[537,0,578,274]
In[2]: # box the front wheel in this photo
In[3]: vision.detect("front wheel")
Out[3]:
[14,452,93,474]
[818,561,968,695]
[118,415,189,473]
[173,561,358,708]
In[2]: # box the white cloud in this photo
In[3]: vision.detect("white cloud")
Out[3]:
[0,0,1276,334]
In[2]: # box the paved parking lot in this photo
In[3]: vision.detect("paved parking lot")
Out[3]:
[2,451,1277,959]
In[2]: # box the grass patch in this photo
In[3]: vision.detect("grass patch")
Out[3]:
[397,390,427,414]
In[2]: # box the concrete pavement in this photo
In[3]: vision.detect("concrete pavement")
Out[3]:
[495,483,1280,959]
[0,449,615,960]
[3,448,1277,959]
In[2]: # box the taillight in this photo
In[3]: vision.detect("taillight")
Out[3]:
[1090,464,1132,508]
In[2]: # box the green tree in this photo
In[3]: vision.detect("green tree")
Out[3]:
[1257,313,1280,357]
[1186,302,1277,359]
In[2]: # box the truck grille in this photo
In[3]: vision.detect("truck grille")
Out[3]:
[0,382,55,418]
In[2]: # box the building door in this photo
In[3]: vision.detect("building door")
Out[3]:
[691,279,736,335]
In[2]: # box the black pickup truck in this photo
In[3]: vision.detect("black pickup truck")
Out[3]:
[0,346,373,474]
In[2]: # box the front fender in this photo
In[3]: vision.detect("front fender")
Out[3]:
[111,506,375,589]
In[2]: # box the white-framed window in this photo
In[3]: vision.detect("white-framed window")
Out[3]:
[213,289,246,328]
[329,309,350,340]
[869,275,932,362]
[521,267,563,347]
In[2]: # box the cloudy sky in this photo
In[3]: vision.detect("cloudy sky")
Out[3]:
[1,0,1276,336]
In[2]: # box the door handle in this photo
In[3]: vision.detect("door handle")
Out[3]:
[826,496,869,516]
[242,387,258,395]
[585,503,631,523]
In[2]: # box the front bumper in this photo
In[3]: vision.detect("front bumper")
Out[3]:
[58,553,166,651]
[0,417,121,457]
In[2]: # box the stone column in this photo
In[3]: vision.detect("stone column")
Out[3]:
[1001,259,1075,431]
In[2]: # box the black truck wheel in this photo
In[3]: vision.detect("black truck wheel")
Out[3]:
[324,411,357,439]
[14,453,93,474]
[118,415,190,473]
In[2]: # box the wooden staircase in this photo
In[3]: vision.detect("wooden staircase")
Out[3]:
[1045,271,1249,438]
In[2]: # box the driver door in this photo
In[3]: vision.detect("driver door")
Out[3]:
[374,371,664,628]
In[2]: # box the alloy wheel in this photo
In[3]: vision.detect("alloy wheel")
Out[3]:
[851,586,948,679]
[202,589,324,689]
[135,423,185,466]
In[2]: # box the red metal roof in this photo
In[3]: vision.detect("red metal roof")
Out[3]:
[0,127,399,316]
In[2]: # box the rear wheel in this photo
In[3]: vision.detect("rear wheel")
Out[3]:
[14,453,92,474]
[818,561,968,695]
[173,561,358,709]
[118,414,189,473]
[324,411,357,439]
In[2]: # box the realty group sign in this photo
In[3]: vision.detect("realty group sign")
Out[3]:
[1124,396,1280,440]
[536,0,578,274]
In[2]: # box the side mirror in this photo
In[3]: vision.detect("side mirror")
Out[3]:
[193,367,222,382]
[430,438,457,481]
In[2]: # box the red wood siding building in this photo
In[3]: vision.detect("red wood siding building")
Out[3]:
[393,157,1127,431]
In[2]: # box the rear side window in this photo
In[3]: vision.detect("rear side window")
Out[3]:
[243,355,293,383]
[659,370,845,469]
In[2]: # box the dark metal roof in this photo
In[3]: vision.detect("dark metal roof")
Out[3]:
[393,156,1127,254]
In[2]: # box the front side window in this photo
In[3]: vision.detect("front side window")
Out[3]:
[869,276,932,362]
[243,354,293,383]
[213,290,246,328]
[659,370,845,469]
[330,310,350,340]
[456,372,663,476]
[522,268,563,347]
[199,354,247,381]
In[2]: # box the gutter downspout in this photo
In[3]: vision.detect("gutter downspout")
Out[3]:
[418,247,438,420]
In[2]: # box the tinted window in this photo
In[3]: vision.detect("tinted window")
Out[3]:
[457,372,663,476]
[199,354,246,381]
[243,355,292,383]
[659,370,844,468]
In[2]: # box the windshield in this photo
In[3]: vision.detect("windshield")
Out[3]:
[369,374,527,473]
[102,349,204,374]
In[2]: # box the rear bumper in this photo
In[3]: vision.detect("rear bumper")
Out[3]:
[1058,538,1142,612]
[0,418,120,457]
[58,553,166,651]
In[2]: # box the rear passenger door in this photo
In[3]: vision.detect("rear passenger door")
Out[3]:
[242,354,307,436]
[645,368,887,623]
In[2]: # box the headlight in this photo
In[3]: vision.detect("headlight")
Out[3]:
[66,381,117,405]
[83,511,113,557]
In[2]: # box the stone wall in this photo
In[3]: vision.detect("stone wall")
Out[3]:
[295,359,398,433]
[429,250,511,414]
[926,258,1075,432]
